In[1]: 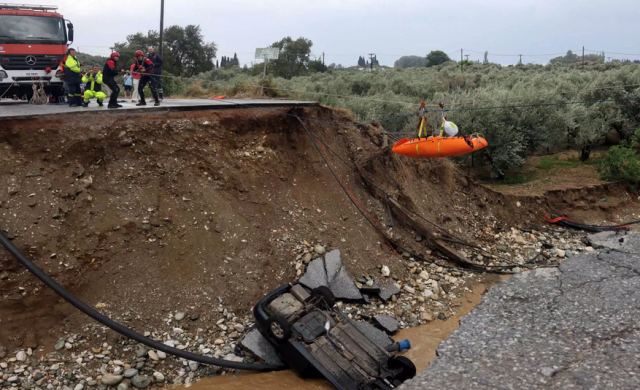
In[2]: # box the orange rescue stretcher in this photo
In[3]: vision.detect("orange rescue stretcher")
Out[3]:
[392,135,488,158]
[392,100,489,158]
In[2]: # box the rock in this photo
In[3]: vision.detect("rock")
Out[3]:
[403,285,416,294]
[373,315,399,334]
[189,313,200,321]
[156,351,167,360]
[378,282,400,301]
[299,257,328,289]
[174,312,185,321]
[16,350,26,361]
[239,328,283,366]
[74,384,84,390]
[7,375,18,383]
[117,383,130,390]
[302,253,313,263]
[101,374,124,386]
[147,350,159,361]
[421,312,435,322]
[222,354,244,363]
[541,367,556,377]
[131,374,151,388]
[418,270,430,280]
[188,361,199,371]
[555,248,566,258]
[123,368,138,378]
[135,345,147,358]
[314,244,326,255]
[54,338,66,351]
[422,289,434,299]
[381,265,390,277]
[152,371,165,382]
[329,267,363,300]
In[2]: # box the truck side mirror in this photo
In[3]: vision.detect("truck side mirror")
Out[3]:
[67,22,74,43]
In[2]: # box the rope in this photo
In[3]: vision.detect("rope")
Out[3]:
[29,79,49,105]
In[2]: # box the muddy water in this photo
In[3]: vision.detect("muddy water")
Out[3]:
[174,276,503,390]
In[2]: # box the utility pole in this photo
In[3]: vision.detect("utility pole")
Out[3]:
[518,54,522,65]
[368,53,375,71]
[322,52,325,66]
[460,48,463,72]
[159,0,165,59]
[464,54,469,62]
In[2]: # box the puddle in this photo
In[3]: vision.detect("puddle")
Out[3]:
[172,275,504,390]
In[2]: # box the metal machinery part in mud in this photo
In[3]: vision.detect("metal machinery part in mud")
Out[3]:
[253,284,417,390]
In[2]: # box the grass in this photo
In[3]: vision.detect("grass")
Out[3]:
[537,155,602,170]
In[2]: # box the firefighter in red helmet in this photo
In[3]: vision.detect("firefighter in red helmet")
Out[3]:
[103,51,122,109]
[132,49,160,106]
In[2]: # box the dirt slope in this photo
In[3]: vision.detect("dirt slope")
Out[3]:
[0,105,633,353]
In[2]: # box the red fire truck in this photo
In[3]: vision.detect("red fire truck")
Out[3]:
[0,3,74,100]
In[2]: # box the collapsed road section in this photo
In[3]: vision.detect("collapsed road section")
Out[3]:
[402,230,640,390]
[0,105,623,388]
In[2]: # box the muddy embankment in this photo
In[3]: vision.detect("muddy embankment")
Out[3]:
[0,105,635,388]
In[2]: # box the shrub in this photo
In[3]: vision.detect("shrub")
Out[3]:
[598,145,640,187]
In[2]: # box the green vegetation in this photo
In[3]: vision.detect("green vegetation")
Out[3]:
[180,61,640,178]
[107,27,639,179]
[599,145,640,187]
[599,128,640,188]
[114,25,216,77]
[425,50,451,67]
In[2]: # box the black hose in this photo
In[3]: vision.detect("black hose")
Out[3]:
[0,230,284,372]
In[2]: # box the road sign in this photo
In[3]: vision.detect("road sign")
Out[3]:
[255,47,280,61]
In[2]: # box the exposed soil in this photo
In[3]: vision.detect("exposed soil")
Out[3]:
[0,105,637,387]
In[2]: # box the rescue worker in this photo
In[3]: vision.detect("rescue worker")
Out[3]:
[133,50,160,106]
[103,51,122,109]
[81,66,107,107]
[64,48,82,107]
[147,46,163,100]
[416,99,428,138]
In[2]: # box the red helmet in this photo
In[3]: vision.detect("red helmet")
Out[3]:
[110,51,120,59]
[135,50,144,57]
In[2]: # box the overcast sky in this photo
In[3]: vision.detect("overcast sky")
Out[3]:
[9,0,640,66]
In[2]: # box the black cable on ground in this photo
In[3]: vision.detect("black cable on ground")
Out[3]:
[0,230,283,372]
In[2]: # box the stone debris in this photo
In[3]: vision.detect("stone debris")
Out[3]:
[373,315,399,334]
[238,328,284,366]
[0,226,592,389]
[298,249,363,301]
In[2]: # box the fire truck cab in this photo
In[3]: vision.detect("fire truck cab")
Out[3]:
[0,3,74,100]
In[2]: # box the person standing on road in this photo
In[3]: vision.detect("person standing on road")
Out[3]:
[81,66,106,107]
[133,50,160,106]
[123,71,133,100]
[103,51,122,109]
[129,59,141,103]
[63,48,82,107]
[147,46,164,100]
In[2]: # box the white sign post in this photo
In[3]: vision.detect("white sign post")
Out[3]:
[255,48,280,95]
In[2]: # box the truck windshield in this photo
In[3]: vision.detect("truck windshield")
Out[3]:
[0,15,66,43]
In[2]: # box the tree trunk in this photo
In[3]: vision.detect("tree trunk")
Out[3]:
[580,144,592,161]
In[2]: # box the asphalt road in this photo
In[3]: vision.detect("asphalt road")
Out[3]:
[0,98,317,119]
[402,231,640,390]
